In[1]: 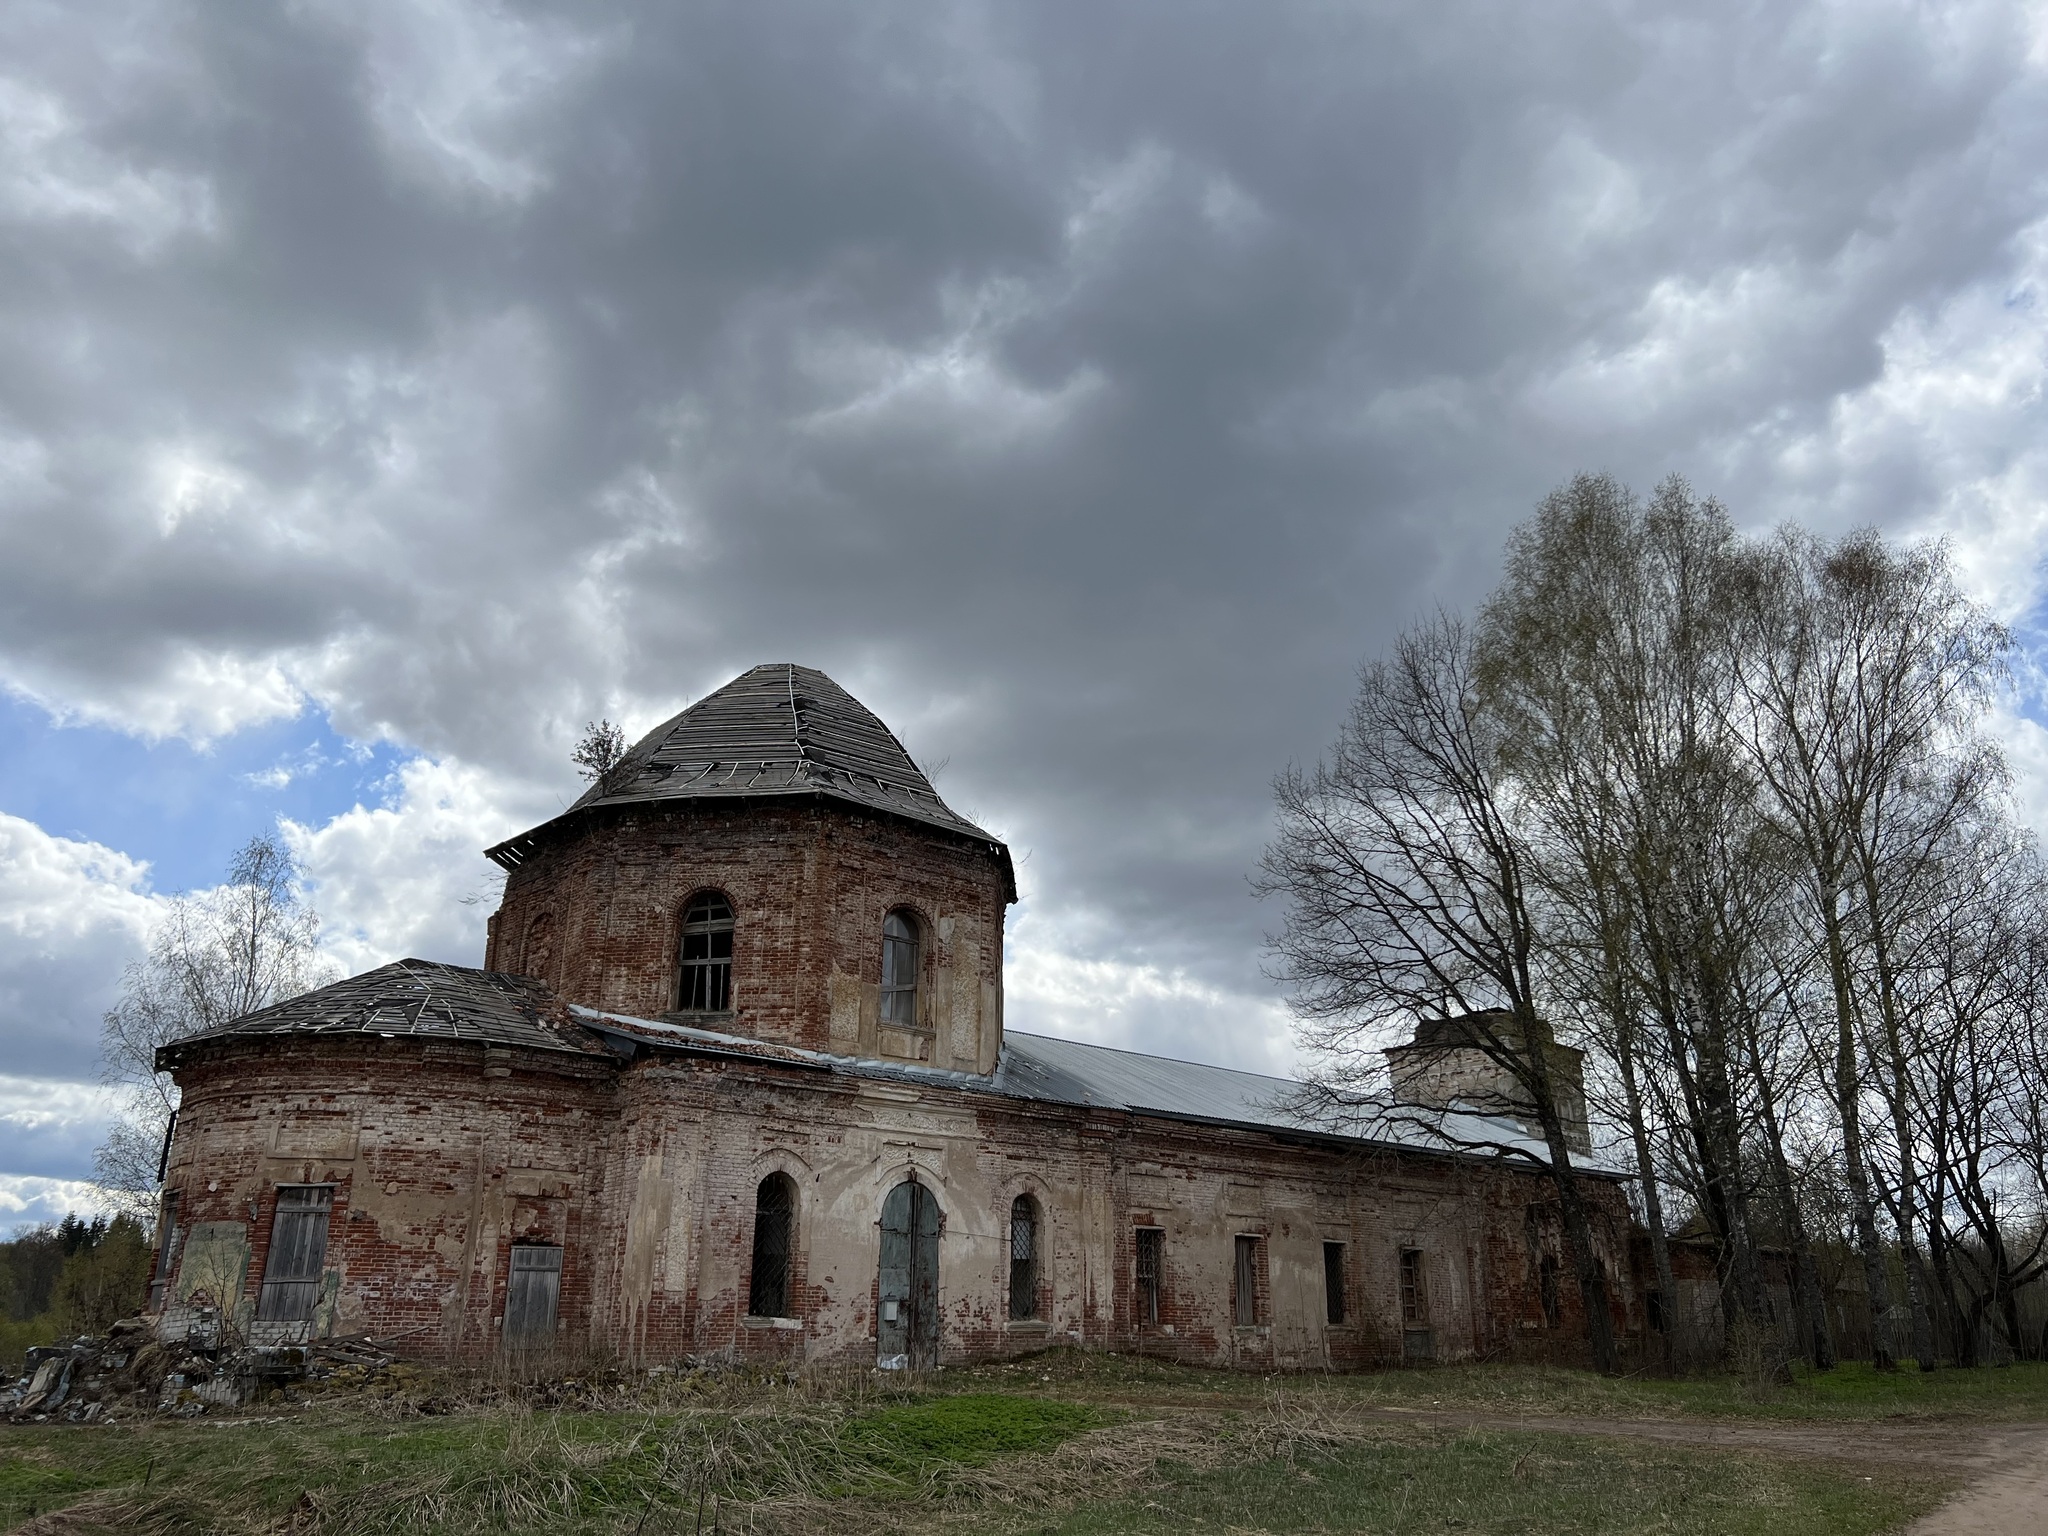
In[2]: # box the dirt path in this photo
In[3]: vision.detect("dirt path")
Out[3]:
[1359,1406,2048,1532]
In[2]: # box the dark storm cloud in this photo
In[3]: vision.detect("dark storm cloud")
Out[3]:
[3,0,2046,1059]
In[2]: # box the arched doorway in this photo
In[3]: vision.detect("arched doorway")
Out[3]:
[877,1179,941,1370]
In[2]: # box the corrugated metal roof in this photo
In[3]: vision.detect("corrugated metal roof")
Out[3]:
[156,959,589,1066]
[487,665,1010,886]
[568,1005,1627,1175]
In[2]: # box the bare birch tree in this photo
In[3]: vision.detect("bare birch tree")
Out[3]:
[94,835,336,1209]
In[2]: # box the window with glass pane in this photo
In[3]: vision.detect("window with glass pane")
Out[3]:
[256,1186,333,1323]
[880,911,919,1026]
[749,1174,795,1318]
[677,893,734,1012]
[1134,1228,1163,1325]
[1009,1196,1040,1320]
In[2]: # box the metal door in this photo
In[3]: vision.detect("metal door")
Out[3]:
[504,1244,563,1347]
[877,1179,941,1370]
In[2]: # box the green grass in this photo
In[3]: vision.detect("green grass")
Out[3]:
[0,1358,2023,1533]
[1037,1429,1944,1536]
[957,1348,2048,1422]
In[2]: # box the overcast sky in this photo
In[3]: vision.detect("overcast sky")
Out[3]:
[4,0,2048,1227]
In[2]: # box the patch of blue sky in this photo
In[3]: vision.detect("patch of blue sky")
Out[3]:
[0,692,410,892]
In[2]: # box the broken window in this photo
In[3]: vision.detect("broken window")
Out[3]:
[1009,1196,1041,1320]
[255,1185,333,1323]
[1399,1247,1428,1326]
[1323,1241,1346,1326]
[749,1173,796,1318]
[1234,1235,1261,1326]
[1539,1254,1561,1328]
[1134,1227,1163,1325]
[881,910,920,1026]
[505,1244,562,1345]
[677,893,734,1012]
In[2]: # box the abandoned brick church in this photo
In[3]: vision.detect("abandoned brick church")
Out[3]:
[149,664,1641,1369]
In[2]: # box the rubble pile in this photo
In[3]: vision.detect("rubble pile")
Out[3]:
[2,1319,401,1422]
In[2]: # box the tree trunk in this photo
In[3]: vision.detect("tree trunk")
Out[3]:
[1616,1021,1678,1369]
[1822,888,1897,1368]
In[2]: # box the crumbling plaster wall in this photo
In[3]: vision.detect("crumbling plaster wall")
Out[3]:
[486,802,1008,1073]
[161,1037,615,1358]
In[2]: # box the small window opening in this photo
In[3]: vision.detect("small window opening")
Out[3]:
[1399,1247,1429,1326]
[1234,1235,1261,1326]
[749,1173,795,1318]
[1134,1228,1163,1325]
[1539,1254,1562,1328]
[1009,1195,1041,1320]
[881,910,920,1026]
[1323,1241,1347,1326]
[256,1185,333,1323]
[504,1244,562,1345]
[1647,1285,1667,1334]
[678,893,734,1012]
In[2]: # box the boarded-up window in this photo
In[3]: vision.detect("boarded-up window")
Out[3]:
[749,1173,795,1318]
[1323,1242,1346,1326]
[1234,1235,1261,1326]
[678,893,734,1011]
[1134,1227,1163,1325]
[881,911,920,1026]
[255,1186,332,1323]
[1009,1196,1040,1320]
[505,1244,562,1344]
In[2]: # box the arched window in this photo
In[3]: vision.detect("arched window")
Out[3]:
[749,1173,796,1318]
[678,893,734,1012]
[1009,1195,1041,1320]
[881,910,920,1027]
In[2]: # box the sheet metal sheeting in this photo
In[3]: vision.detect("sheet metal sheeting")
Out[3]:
[568,1005,1630,1176]
[156,958,585,1068]
[486,664,1008,880]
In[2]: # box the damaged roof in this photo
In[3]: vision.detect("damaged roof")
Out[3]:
[487,664,1010,887]
[155,959,590,1068]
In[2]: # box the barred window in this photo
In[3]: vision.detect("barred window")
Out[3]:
[678,893,734,1012]
[256,1186,333,1323]
[881,911,920,1026]
[1134,1228,1163,1325]
[1234,1235,1261,1326]
[1009,1196,1041,1320]
[749,1173,795,1318]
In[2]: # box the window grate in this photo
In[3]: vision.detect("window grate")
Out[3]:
[1134,1228,1162,1325]
[678,894,734,1011]
[1009,1197,1040,1320]
[749,1174,794,1318]
[256,1186,333,1323]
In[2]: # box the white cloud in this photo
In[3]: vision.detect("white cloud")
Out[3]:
[0,814,163,1085]
[288,755,540,976]
[0,1175,118,1231]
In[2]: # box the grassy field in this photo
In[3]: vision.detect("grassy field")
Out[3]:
[4,1353,2035,1534]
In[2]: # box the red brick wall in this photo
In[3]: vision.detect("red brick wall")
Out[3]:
[161,1032,1638,1370]
[485,800,1009,1066]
